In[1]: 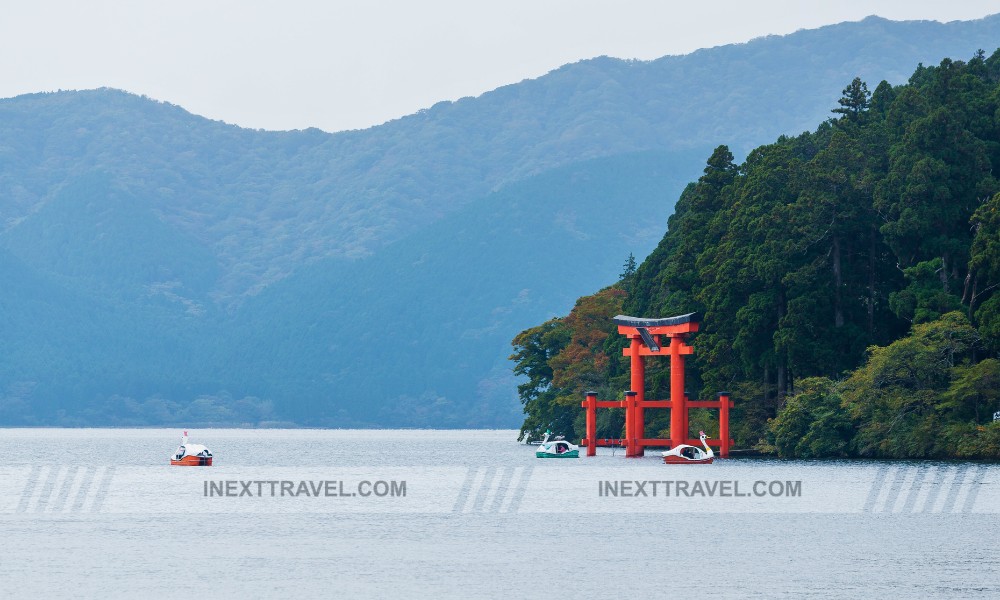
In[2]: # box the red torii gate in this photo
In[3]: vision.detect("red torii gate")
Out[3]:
[580,313,733,458]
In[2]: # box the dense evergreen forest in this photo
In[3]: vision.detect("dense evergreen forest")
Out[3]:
[512,51,1000,458]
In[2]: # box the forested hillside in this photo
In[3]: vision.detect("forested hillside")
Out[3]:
[4,15,1000,426]
[226,151,700,426]
[5,16,1000,302]
[512,52,1000,457]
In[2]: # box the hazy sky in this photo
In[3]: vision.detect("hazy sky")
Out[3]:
[3,1,998,132]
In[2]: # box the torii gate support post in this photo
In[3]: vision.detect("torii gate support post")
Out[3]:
[629,335,645,456]
[585,391,597,457]
[719,391,731,458]
[624,391,638,456]
[669,333,687,451]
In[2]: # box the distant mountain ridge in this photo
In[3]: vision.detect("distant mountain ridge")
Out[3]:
[2,14,1000,426]
[5,14,1000,302]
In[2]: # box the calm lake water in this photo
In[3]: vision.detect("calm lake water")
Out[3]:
[1,428,997,599]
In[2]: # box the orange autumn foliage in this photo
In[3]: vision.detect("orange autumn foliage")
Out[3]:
[549,287,626,403]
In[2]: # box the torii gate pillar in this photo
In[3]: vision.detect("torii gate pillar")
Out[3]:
[668,332,688,452]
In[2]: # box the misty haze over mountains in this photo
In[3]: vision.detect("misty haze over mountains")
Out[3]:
[2,14,999,426]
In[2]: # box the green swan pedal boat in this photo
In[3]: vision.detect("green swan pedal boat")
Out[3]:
[535,430,579,458]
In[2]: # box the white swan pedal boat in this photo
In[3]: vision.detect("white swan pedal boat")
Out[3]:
[662,431,714,464]
[170,431,213,466]
[535,430,579,458]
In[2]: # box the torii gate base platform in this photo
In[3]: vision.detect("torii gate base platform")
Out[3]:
[580,313,733,458]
